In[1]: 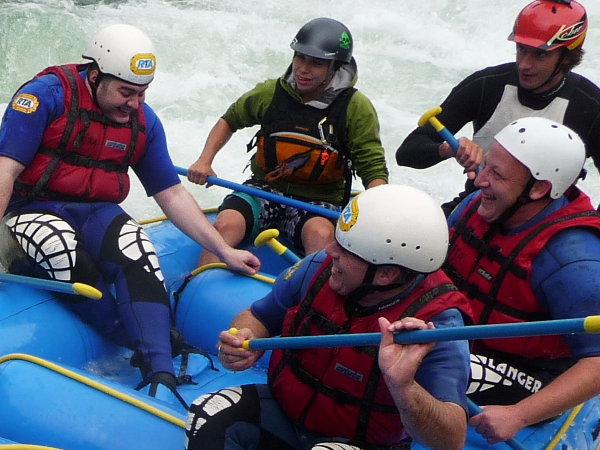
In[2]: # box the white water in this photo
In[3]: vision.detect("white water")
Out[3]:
[1,0,599,221]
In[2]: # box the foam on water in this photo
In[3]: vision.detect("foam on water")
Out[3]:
[1,0,599,219]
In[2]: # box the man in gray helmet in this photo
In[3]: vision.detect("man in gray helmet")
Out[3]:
[188,17,388,266]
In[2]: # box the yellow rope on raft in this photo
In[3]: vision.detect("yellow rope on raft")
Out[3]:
[0,354,186,430]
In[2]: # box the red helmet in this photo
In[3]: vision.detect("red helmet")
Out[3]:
[508,0,587,51]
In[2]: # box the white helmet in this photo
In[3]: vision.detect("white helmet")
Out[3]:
[494,117,586,199]
[335,184,449,273]
[82,24,156,85]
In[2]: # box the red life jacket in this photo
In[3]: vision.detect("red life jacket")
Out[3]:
[446,188,600,359]
[15,64,147,203]
[268,256,472,445]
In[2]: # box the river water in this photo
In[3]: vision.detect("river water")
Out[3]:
[1,0,599,220]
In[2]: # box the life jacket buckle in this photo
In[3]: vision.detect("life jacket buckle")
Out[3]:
[265,152,311,182]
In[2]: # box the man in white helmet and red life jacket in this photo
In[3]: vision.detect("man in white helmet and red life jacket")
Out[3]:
[445,117,600,444]
[187,17,388,267]
[0,24,260,405]
[185,184,473,450]
[396,0,600,215]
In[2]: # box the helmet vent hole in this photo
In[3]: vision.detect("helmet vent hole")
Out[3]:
[386,239,392,244]
[401,243,406,247]
[518,127,526,134]
[415,245,421,250]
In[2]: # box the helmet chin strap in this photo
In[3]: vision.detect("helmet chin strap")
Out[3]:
[344,263,413,307]
[524,48,567,93]
[319,60,337,87]
[494,175,538,225]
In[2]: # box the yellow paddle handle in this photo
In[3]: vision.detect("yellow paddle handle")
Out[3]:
[254,229,287,257]
[417,106,446,132]
[583,315,600,333]
[72,282,102,300]
[228,327,252,350]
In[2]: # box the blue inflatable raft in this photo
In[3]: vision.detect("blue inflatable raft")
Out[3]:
[0,216,598,450]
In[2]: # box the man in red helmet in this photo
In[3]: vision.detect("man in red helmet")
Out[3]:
[395,0,600,215]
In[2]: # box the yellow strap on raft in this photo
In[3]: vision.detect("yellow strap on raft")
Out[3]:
[542,403,584,450]
[0,445,68,450]
[191,263,275,285]
[0,354,186,430]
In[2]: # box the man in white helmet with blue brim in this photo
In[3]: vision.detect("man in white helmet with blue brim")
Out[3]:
[446,117,600,444]
[186,184,473,450]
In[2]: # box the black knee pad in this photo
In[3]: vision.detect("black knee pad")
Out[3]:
[100,214,168,306]
[0,210,99,286]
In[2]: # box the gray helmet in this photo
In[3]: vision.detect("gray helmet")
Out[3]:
[290,18,353,63]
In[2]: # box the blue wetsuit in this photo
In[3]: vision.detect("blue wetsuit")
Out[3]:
[185,250,470,450]
[0,69,181,379]
[449,192,600,404]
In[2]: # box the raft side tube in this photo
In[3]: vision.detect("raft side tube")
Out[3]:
[174,267,273,366]
[0,283,118,368]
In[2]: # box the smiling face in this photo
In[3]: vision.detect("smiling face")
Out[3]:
[325,239,368,296]
[474,142,531,223]
[292,52,333,102]
[515,43,564,92]
[92,72,149,124]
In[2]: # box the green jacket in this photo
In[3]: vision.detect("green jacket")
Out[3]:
[222,59,388,205]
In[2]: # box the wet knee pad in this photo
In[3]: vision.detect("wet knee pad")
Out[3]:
[100,214,168,305]
[0,211,99,284]
[186,385,261,446]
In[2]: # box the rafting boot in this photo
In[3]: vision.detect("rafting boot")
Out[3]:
[135,371,189,410]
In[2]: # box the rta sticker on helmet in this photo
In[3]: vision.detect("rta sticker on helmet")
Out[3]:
[130,53,156,76]
[339,32,351,50]
[12,93,39,114]
[338,196,359,232]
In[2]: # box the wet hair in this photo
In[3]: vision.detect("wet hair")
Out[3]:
[561,47,585,72]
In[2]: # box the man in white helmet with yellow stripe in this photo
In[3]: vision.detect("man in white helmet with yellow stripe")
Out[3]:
[0,23,260,406]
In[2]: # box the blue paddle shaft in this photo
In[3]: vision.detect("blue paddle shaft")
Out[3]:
[439,127,459,151]
[467,400,529,450]
[176,166,340,221]
[246,317,592,351]
[0,273,73,294]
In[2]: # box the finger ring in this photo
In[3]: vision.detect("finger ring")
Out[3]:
[217,344,222,353]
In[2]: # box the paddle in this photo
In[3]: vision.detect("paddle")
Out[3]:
[254,229,301,265]
[0,272,102,299]
[418,106,480,174]
[231,315,600,351]
[467,399,529,450]
[418,106,460,149]
[175,166,340,221]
